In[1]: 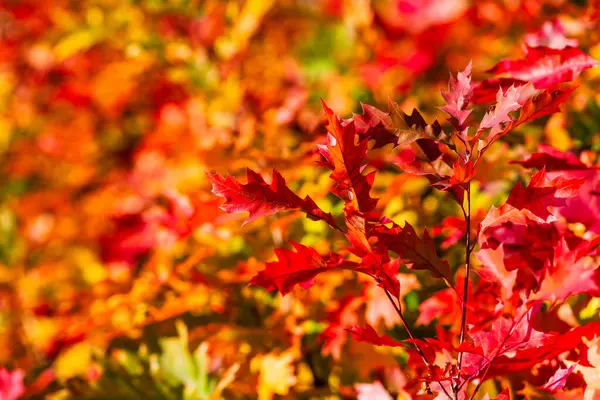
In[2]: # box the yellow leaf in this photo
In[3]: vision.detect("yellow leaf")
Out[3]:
[251,348,297,400]
[54,342,92,381]
[70,247,107,285]
[54,30,102,61]
[545,113,571,151]
[0,117,12,154]
[580,297,600,320]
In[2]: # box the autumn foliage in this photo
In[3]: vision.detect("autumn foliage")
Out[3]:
[2,1,600,399]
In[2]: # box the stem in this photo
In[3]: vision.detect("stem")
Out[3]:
[383,289,429,364]
[383,289,454,400]
[457,183,472,373]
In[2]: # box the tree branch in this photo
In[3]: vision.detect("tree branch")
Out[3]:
[382,289,454,400]
[457,183,472,375]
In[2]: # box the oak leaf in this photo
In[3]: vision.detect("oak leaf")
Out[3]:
[320,101,378,212]
[486,46,599,89]
[207,168,338,228]
[346,324,405,347]
[506,169,585,222]
[375,223,452,284]
[250,243,356,296]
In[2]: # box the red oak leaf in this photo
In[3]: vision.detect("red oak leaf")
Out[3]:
[450,160,474,186]
[375,223,452,284]
[549,169,600,233]
[486,46,599,89]
[321,296,364,360]
[514,148,600,233]
[250,242,357,295]
[475,245,517,302]
[320,101,378,212]
[479,87,575,148]
[485,322,600,377]
[531,239,600,304]
[357,252,402,298]
[346,324,405,347]
[506,169,585,222]
[440,62,474,131]
[524,20,578,50]
[0,368,25,400]
[350,103,399,149]
[361,101,446,152]
[416,288,461,328]
[463,305,550,378]
[472,78,528,104]
[355,381,393,400]
[541,364,577,391]
[479,210,571,294]
[343,205,376,256]
[394,105,444,140]
[207,168,338,228]
[479,203,532,237]
[478,84,530,137]
[514,144,588,171]
[366,273,421,329]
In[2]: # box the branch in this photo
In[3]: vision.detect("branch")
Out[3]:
[383,289,427,362]
[382,289,454,399]
[456,183,472,374]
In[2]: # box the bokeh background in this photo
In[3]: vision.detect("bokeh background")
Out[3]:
[1,0,599,399]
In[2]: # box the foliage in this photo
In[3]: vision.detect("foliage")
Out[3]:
[1,0,600,399]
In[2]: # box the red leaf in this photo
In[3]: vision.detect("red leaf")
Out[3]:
[386,102,445,148]
[524,20,578,50]
[207,168,338,228]
[250,243,356,295]
[464,305,550,378]
[541,364,576,391]
[486,46,599,89]
[506,169,585,222]
[450,160,474,186]
[416,288,461,328]
[343,205,375,256]
[486,322,600,377]
[355,381,393,400]
[478,84,531,137]
[350,103,399,149]
[395,106,444,140]
[320,101,378,212]
[357,253,402,298]
[375,223,452,284]
[479,87,575,148]
[531,239,600,304]
[440,62,474,131]
[320,296,363,360]
[475,245,517,302]
[514,145,588,171]
[472,78,528,104]
[0,368,25,400]
[346,324,405,347]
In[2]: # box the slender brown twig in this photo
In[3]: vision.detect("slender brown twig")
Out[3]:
[457,183,472,375]
[383,289,428,363]
[382,289,453,400]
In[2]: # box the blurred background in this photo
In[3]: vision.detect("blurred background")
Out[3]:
[0,0,599,399]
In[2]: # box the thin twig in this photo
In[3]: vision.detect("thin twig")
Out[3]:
[382,289,453,400]
[383,289,429,363]
[457,183,472,374]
